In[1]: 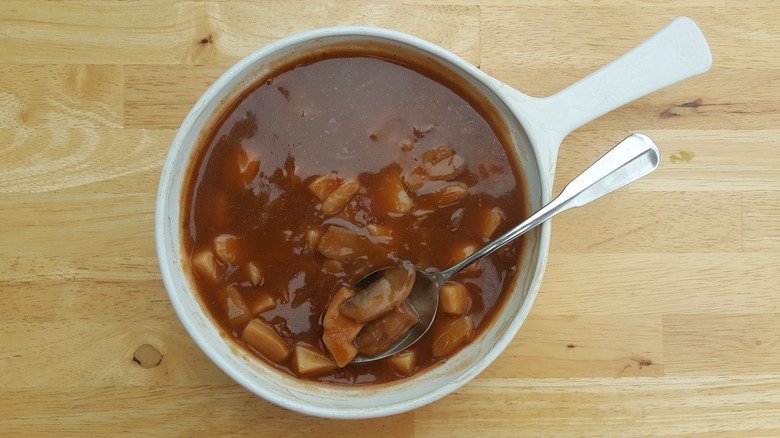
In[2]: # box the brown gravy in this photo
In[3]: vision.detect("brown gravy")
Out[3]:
[182,45,527,384]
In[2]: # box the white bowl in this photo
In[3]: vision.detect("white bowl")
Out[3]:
[155,20,710,419]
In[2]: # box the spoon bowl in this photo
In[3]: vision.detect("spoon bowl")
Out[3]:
[350,268,442,362]
[351,133,661,363]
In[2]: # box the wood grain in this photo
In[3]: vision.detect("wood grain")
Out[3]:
[209,2,480,62]
[124,65,229,129]
[0,65,123,128]
[0,193,155,258]
[0,387,414,438]
[0,128,171,193]
[480,6,780,70]
[482,315,664,378]
[664,314,780,376]
[0,1,479,65]
[743,192,780,251]
[552,129,780,193]
[549,191,742,253]
[2,0,779,436]
[631,130,780,192]
[535,253,780,315]
[0,1,212,65]
[416,377,780,437]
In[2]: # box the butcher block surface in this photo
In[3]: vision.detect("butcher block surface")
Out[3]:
[1,1,779,436]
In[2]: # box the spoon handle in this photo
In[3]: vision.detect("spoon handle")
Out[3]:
[438,133,660,282]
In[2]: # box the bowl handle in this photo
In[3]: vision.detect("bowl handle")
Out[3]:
[512,16,712,166]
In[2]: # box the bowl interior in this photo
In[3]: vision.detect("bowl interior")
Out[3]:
[155,27,549,419]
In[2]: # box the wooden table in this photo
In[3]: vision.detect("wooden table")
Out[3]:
[2,1,779,436]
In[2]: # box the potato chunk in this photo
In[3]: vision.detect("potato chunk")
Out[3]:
[374,166,413,216]
[249,292,276,315]
[308,172,342,201]
[246,261,263,286]
[432,315,475,357]
[321,259,344,274]
[316,226,382,262]
[355,301,419,357]
[339,263,416,323]
[321,178,360,215]
[237,147,261,186]
[387,350,416,375]
[322,287,365,367]
[242,319,290,363]
[420,181,469,207]
[389,184,414,214]
[366,223,393,244]
[191,250,220,281]
[306,228,322,251]
[439,282,468,315]
[293,345,338,376]
[480,207,503,240]
[367,223,392,239]
[213,233,241,264]
[223,285,251,328]
[451,243,479,271]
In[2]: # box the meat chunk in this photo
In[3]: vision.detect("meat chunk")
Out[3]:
[316,225,382,262]
[403,145,464,192]
[339,262,416,323]
[322,287,366,367]
[412,124,435,139]
[422,145,465,180]
[355,301,419,357]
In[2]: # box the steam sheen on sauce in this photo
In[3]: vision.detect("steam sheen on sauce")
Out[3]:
[182,51,527,384]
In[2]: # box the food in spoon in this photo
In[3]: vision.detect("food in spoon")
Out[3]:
[182,44,528,384]
[339,263,416,323]
[322,286,365,367]
[355,301,419,357]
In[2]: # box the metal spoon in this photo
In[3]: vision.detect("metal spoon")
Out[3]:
[351,133,660,363]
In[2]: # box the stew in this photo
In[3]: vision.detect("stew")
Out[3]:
[182,45,527,384]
